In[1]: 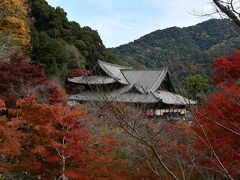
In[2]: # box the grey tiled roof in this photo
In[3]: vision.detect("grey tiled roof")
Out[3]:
[68,60,196,106]
[69,89,196,105]
[153,91,197,105]
[98,60,168,94]
[121,68,168,93]
[68,76,116,84]
[69,91,159,103]
[98,60,130,84]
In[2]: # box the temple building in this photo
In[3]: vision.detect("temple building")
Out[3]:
[68,60,196,117]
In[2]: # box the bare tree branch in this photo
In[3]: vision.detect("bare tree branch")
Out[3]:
[213,0,240,27]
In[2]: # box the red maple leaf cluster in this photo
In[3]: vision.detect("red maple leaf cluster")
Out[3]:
[0,53,67,107]
[194,50,240,178]
[212,50,240,83]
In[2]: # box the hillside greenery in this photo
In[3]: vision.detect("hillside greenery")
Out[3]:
[112,19,240,82]
[0,1,240,179]
[29,0,125,80]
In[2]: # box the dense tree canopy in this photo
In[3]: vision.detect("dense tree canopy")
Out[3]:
[112,19,240,82]
[29,0,125,78]
[0,33,15,60]
[185,74,209,101]
[0,0,31,53]
[0,0,239,179]
[194,51,240,179]
[0,96,139,179]
[0,53,67,107]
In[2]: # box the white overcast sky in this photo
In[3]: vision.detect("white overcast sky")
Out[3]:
[46,0,217,47]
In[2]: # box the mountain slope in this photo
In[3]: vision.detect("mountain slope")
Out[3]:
[112,19,240,80]
[29,0,126,79]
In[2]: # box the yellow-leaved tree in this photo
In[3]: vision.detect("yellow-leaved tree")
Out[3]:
[0,0,31,54]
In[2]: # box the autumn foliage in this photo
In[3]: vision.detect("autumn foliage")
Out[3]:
[0,99,6,112]
[0,116,21,159]
[0,97,136,179]
[194,51,240,178]
[0,49,239,179]
[212,50,240,83]
[0,0,31,53]
[0,53,67,107]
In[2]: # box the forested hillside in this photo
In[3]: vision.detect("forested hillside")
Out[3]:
[0,1,240,179]
[29,0,125,80]
[112,19,240,81]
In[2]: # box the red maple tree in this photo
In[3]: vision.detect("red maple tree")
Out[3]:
[194,51,240,179]
[212,50,240,83]
[6,96,134,179]
[0,53,67,107]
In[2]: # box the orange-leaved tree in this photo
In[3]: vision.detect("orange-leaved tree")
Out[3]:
[194,51,240,179]
[0,0,31,53]
[0,98,22,172]
[6,96,135,179]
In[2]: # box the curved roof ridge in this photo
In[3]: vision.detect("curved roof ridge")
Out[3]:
[98,60,129,84]
[68,76,116,84]
[149,68,168,92]
[98,59,131,69]
[153,90,197,105]
[121,67,165,71]
[121,69,166,92]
